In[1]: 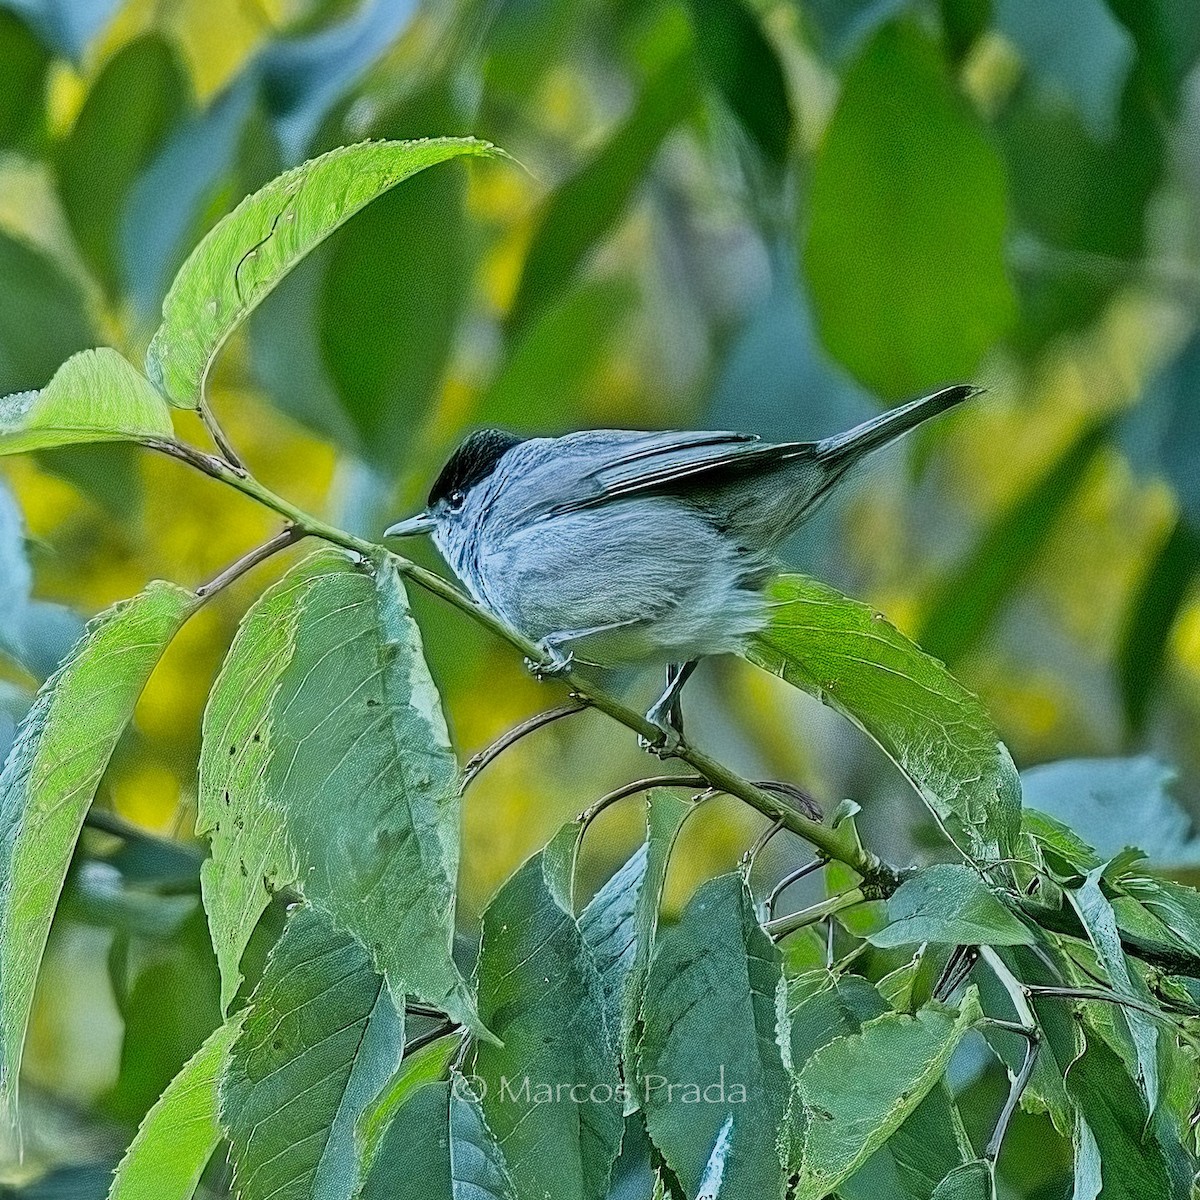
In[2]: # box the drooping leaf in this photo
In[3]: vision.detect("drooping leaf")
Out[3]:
[793,989,982,1200]
[637,872,791,1199]
[0,348,176,457]
[466,853,623,1200]
[220,905,404,1200]
[0,234,95,397]
[145,137,500,408]
[360,1080,515,1200]
[1065,1028,1191,1200]
[108,1014,244,1200]
[916,419,1112,664]
[0,581,197,1109]
[682,0,793,165]
[1066,866,1159,1113]
[507,52,699,337]
[747,574,1022,863]
[1023,756,1200,868]
[870,864,1035,949]
[804,19,1015,397]
[57,34,191,295]
[198,548,480,1031]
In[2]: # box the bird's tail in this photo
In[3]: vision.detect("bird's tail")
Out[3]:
[813,384,982,471]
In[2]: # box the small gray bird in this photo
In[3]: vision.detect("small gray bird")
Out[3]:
[386,385,977,742]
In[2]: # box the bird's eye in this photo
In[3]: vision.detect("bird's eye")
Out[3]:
[448,489,466,513]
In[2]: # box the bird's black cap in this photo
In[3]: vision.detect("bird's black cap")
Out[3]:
[428,429,525,506]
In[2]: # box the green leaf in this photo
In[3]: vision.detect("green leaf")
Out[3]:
[0,12,49,154]
[1117,517,1200,734]
[916,420,1112,664]
[359,1033,462,1174]
[198,549,480,1031]
[793,989,982,1200]
[1023,757,1200,868]
[220,905,404,1200]
[0,348,176,457]
[318,84,472,466]
[146,137,500,408]
[683,0,793,165]
[466,853,623,1200]
[747,574,1022,863]
[0,580,197,1109]
[636,872,791,1199]
[108,1014,245,1200]
[1065,1028,1190,1200]
[507,52,699,337]
[929,1161,994,1200]
[360,1080,515,1200]
[1066,866,1159,1113]
[940,0,992,63]
[869,864,1035,948]
[1104,0,1200,111]
[804,19,1014,397]
[57,34,190,296]
[0,234,95,397]
[1121,873,1200,950]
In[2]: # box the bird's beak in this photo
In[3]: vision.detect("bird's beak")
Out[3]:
[384,513,436,539]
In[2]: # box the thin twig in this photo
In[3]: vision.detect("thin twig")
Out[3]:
[742,818,786,872]
[82,807,204,864]
[460,698,592,793]
[765,858,827,920]
[764,886,867,941]
[404,1021,461,1058]
[199,398,247,474]
[197,525,303,598]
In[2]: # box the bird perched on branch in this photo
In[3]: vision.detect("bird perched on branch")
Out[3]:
[386,384,979,745]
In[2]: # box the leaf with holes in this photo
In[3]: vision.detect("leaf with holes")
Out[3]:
[198,548,481,1032]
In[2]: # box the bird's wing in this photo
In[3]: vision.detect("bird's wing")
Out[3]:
[546,429,799,517]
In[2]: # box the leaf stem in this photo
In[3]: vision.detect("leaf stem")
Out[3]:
[144,437,893,882]
[197,525,303,598]
[763,885,866,941]
[198,398,248,473]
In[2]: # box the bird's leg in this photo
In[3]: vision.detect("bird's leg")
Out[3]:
[525,618,642,680]
[641,660,698,754]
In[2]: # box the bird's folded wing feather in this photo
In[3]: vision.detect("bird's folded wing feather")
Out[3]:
[547,429,805,516]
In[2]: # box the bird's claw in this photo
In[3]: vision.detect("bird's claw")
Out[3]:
[525,644,574,680]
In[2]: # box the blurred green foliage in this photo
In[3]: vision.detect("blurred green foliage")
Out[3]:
[1,0,1200,1195]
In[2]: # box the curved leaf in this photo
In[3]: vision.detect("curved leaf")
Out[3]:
[0,581,198,1109]
[869,864,1035,948]
[794,989,982,1200]
[108,1014,244,1200]
[636,872,791,1199]
[804,18,1014,396]
[466,853,623,1200]
[146,137,500,408]
[221,905,404,1200]
[198,549,480,1032]
[746,574,1022,863]
[930,1161,994,1200]
[0,348,175,457]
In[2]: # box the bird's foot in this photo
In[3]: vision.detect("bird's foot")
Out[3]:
[638,698,684,758]
[525,643,574,680]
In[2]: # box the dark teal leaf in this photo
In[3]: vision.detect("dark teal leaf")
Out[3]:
[1104,0,1200,111]
[467,853,623,1200]
[804,18,1014,397]
[940,0,991,62]
[0,11,48,153]
[870,864,1035,948]
[221,905,404,1200]
[57,34,191,295]
[637,872,790,1199]
[682,0,793,164]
